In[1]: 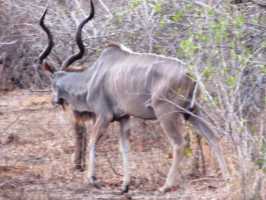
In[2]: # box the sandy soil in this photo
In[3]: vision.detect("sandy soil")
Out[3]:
[0,90,229,200]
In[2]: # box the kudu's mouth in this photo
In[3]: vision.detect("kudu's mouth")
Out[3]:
[52,98,67,110]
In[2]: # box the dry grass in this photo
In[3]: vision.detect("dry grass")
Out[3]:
[0,90,232,200]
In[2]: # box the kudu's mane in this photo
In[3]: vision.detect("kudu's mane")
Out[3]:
[64,66,88,72]
[106,42,133,53]
[63,43,130,72]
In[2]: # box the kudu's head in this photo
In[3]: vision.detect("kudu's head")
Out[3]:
[38,0,94,106]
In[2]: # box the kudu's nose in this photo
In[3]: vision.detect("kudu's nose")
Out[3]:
[51,97,64,106]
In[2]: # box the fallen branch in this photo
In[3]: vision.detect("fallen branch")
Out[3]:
[105,154,122,177]
[0,40,18,48]
[0,114,22,135]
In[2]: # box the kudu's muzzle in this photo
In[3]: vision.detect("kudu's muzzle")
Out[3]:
[51,96,66,110]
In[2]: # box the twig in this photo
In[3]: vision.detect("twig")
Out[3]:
[6,107,54,114]
[105,154,123,177]
[245,22,266,30]
[29,89,51,93]
[0,114,22,135]
[251,0,266,7]
[98,0,113,18]
[189,176,224,184]
[0,40,18,47]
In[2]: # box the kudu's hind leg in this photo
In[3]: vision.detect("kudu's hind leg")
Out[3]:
[119,117,131,194]
[73,114,88,171]
[154,105,185,193]
[189,112,229,178]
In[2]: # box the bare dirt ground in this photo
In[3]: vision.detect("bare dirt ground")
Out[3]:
[0,90,230,200]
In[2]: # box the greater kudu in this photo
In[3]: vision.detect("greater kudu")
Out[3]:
[38,0,228,193]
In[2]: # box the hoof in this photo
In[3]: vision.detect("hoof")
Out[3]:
[74,164,86,172]
[89,176,102,189]
[75,165,86,172]
[120,184,129,194]
[157,185,171,194]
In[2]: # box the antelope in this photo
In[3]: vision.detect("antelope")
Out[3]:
[38,0,228,193]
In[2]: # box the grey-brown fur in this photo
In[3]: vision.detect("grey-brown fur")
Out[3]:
[38,0,228,193]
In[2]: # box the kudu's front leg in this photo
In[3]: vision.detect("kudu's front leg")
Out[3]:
[119,117,131,194]
[73,112,88,172]
[88,116,110,188]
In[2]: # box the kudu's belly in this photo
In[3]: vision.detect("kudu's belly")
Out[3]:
[117,93,157,120]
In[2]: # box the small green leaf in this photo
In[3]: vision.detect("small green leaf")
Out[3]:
[170,11,184,23]
[153,2,162,13]
[256,159,266,169]
[130,0,142,9]
[259,65,266,75]
[114,13,123,24]
[235,15,245,28]
[211,19,229,43]
[180,37,198,56]
[202,67,214,80]
[159,18,166,28]
[226,76,237,88]
[195,33,208,42]
[261,41,266,48]
[207,8,215,16]
[184,147,193,157]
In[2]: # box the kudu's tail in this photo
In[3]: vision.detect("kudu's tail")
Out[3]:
[186,104,229,178]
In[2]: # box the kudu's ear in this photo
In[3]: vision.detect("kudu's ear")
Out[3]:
[43,61,56,74]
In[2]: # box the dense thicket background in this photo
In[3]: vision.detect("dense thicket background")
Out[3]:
[1,0,266,199]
